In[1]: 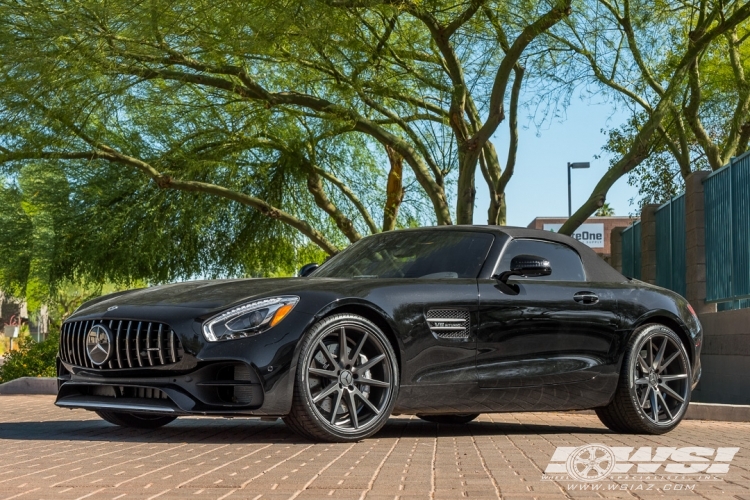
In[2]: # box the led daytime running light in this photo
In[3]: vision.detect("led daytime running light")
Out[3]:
[202,296,299,342]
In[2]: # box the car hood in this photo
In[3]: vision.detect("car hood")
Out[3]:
[73,278,308,317]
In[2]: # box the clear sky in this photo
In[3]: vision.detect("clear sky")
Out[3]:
[474,96,640,227]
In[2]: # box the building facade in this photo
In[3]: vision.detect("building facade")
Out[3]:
[527,216,637,264]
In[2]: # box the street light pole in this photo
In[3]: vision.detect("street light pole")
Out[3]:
[567,162,591,217]
[567,162,571,217]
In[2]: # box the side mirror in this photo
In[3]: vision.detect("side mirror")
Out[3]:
[298,263,319,277]
[494,254,551,284]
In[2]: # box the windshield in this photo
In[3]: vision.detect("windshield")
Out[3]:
[312,230,494,279]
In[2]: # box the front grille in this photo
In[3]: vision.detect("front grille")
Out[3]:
[60,319,184,369]
[426,309,470,339]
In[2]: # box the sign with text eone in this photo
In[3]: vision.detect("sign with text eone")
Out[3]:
[543,223,605,248]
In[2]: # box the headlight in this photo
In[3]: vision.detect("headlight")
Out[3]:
[202,296,299,342]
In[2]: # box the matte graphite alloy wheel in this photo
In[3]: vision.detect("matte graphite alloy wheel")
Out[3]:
[96,410,177,429]
[596,324,691,434]
[284,314,399,442]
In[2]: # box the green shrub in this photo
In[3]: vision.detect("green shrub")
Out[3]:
[0,331,59,383]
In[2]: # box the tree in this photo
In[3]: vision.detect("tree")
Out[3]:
[535,0,750,233]
[0,0,573,296]
[595,202,614,217]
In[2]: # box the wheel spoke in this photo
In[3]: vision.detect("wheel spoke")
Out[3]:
[358,377,390,388]
[339,327,348,364]
[638,354,650,373]
[659,382,685,403]
[658,351,680,373]
[313,382,338,404]
[648,339,654,369]
[329,389,343,424]
[351,332,368,364]
[661,374,688,382]
[354,353,385,374]
[654,337,668,370]
[354,387,381,415]
[309,367,338,380]
[594,463,609,475]
[656,390,674,420]
[639,385,651,408]
[318,341,339,369]
[635,377,650,385]
[346,390,359,429]
[650,389,659,422]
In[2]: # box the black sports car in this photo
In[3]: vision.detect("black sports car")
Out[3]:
[56,226,702,442]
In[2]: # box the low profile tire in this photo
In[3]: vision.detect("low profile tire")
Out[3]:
[596,324,691,434]
[284,313,399,442]
[96,410,176,429]
[417,413,479,425]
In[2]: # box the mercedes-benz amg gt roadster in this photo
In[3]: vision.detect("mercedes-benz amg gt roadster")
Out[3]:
[56,226,702,442]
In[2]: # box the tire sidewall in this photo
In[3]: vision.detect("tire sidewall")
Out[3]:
[626,325,691,432]
[295,313,399,441]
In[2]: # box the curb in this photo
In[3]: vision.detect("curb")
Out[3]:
[0,377,57,395]
[686,402,750,423]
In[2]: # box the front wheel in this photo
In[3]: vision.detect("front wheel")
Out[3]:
[96,410,176,429]
[284,314,399,442]
[596,324,691,434]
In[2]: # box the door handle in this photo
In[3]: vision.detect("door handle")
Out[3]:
[573,291,599,304]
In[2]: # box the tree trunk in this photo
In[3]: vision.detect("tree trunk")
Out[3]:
[383,145,405,232]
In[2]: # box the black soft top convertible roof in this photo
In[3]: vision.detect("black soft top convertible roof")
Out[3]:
[497,226,626,283]
[389,225,627,283]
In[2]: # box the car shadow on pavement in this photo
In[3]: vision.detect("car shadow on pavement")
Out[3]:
[0,416,609,444]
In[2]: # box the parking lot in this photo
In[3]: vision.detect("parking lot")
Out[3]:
[1,396,749,500]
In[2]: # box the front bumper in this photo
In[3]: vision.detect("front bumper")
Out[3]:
[55,307,317,416]
[57,359,266,416]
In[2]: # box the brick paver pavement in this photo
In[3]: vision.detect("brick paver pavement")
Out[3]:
[0,396,749,500]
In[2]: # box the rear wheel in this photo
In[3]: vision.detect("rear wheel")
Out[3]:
[417,413,479,425]
[596,324,691,434]
[284,314,399,442]
[96,410,176,429]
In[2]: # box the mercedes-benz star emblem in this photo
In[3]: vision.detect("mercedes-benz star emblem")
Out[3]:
[339,370,354,387]
[86,324,113,366]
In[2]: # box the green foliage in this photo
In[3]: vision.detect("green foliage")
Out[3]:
[0,0,569,296]
[535,0,750,222]
[595,202,614,217]
[0,332,59,383]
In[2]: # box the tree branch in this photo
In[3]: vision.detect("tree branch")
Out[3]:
[304,160,362,243]
[1,149,340,255]
[315,167,379,234]
[560,0,750,234]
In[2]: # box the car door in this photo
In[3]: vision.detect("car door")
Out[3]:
[476,238,620,392]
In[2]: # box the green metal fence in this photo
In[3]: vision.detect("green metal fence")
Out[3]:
[705,151,750,309]
[655,194,686,296]
[621,220,641,279]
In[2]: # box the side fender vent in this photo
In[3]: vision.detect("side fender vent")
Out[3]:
[426,309,470,339]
